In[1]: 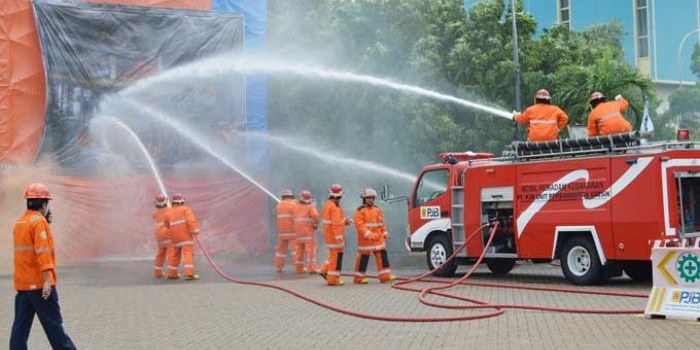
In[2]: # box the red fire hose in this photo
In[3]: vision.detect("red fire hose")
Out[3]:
[197,222,645,323]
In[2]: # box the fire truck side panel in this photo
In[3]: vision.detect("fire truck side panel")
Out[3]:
[462,164,517,258]
[660,152,700,237]
[514,157,613,260]
[609,155,663,260]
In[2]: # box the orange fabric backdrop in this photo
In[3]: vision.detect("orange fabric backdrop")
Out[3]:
[0,0,210,164]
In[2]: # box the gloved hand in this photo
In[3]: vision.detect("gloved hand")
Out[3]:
[344,217,352,226]
[511,110,520,121]
[615,94,623,101]
[383,231,389,239]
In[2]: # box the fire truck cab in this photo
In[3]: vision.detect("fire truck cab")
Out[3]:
[403,132,700,285]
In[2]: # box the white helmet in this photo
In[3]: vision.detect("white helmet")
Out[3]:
[361,188,377,198]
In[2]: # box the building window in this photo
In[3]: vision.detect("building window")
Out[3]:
[636,0,649,58]
[558,0,570,27]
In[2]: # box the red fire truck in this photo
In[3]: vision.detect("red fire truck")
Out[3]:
[395,132,700,285]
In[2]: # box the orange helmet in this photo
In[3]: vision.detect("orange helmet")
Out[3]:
[328,184,344,198]
[154,194,168,206]
[590,91,605,103]
[24,183,53,200]
[171,193,185,204]
[361,188,377,198]
[281,189,294,198]
[535,89,551,100]
[299,189,312,203]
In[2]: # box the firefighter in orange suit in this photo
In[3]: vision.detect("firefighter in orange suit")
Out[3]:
[512,89,569,142]
[587,92,632,136]
[152,194,172,278]
[275,189,297,272]
[293,189,320,274]
[10,183,77,350]
[353,188,396,284]
[166,192,200,280]
[318,184,352,286]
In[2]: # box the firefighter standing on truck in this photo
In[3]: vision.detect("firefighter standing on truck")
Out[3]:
[353,188,396,284]
[512,89,569,142]
[293,189,320,274]
[274,189,297,272]
[166,192,201,280]
[10,183,77,350]
[318,184,352,286]
[587,91,633,136]
[152,194,172,278]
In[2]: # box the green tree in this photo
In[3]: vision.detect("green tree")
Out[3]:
[267,0,656,168]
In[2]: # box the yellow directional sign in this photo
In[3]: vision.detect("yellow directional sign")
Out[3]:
[657,251,677,285]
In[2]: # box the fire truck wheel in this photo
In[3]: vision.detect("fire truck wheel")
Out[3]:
[485,259,516,275]
[622,261,652,281]
[560,236,604,285]
[426,234,457,277]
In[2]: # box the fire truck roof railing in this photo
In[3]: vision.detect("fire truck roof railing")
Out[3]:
[485,131,700,162]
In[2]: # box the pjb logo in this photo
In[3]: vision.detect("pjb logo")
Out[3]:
[671,291,700,304]
[420,206,441,219]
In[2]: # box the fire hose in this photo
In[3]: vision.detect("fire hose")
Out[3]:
[196,221,646,323]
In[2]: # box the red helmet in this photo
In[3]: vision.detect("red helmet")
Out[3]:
[299,189,312,203]
[535,89,551,100]
[281,189,294,198]
[590,91,605,103]
[24,183,53,200]
[154,194,168,206]
[361,188,377,198]
[171,193,185,204]
[328,184,344,198]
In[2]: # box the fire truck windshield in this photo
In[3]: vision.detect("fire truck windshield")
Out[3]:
[414,169,449,207]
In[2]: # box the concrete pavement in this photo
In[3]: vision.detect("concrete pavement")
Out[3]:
[1,252,697,350]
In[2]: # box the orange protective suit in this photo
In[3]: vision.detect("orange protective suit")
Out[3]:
[274,198,297,271]
[319,199,349,285]
[587,98,632,136]
[165,204,200,279]
[514,103,569,141]
[293,202,320,273]
[152,206,172,278]
[353,204,394,283]
[13,211,56,291]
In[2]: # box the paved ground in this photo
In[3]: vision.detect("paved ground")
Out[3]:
[1,251,698,350]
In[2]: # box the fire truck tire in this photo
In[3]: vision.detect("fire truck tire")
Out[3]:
[426,235,457,277]
[623,261,652,281]
[560,236,604,285]
[485,259,516,275]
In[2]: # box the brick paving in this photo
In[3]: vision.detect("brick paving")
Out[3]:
[1,252,698,350]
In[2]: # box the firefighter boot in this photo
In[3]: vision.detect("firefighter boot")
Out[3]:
[167,273,181,280]
[185,274,200,280]
[380,274,397,283]
[317,269,327,281]
[328,279,344,286]
[354,277,369,284]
